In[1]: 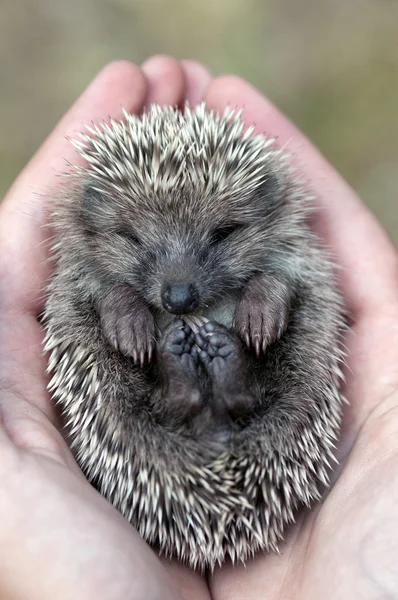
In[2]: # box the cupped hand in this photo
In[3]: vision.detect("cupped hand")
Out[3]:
[0,57,212,600]
[203,77,398,599]
[2,57,398,600]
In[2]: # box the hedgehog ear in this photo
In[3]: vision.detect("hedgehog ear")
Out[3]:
[81,183,111,231]
[82,183,103,217]
[254,172,285,216]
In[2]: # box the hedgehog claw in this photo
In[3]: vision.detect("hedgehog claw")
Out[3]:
[244,332,251,349]
[277,322,285,340]
[194,332,207,350]
[254,338,261,357]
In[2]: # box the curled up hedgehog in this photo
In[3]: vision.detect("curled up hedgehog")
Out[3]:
[42,103,346,570]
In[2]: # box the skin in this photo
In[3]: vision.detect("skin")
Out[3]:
[0,56,397,599]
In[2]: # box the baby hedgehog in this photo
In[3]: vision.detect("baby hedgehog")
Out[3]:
[43,103,345,570]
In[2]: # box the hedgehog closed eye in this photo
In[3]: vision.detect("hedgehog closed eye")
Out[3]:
[114,229,142,245]
[210,224,243,243]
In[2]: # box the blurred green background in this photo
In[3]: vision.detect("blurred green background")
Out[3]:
[1,0,397,239]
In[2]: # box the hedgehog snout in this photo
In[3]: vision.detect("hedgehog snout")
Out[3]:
[161,282,199,314]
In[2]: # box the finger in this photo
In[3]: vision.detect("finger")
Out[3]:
[0,60,147,316]
[181,60,212,106]
[142,55,185,107]
[0,310,56,425]
[204,75,398,319]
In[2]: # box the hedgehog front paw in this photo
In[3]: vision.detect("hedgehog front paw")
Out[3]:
[158,319,203,418]
[196,321,257,420]
[234,276,290,355]
[99,285,156,366]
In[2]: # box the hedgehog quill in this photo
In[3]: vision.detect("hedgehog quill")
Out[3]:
[42,103,346,570]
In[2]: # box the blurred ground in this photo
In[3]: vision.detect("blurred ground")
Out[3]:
[1,0,397,239]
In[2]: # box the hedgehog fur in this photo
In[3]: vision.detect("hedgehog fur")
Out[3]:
[42,103,346,570]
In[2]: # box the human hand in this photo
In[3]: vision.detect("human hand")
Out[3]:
[202,76,398,599]
[0,57,212,600]
[2,56,397,600]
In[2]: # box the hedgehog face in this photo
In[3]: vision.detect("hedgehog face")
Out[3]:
[71,105,289,316]
[79,176,283,315]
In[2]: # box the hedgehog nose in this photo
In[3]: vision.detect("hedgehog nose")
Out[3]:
[161,283,199,314]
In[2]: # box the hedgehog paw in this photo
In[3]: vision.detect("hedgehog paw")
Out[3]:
[159,319,203,417]
[196,321,257,420]
[234,279,290,355]
[99,285,156,366]
[161,319,199,373]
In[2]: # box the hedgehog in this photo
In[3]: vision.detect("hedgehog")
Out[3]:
[42,103,346,570]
